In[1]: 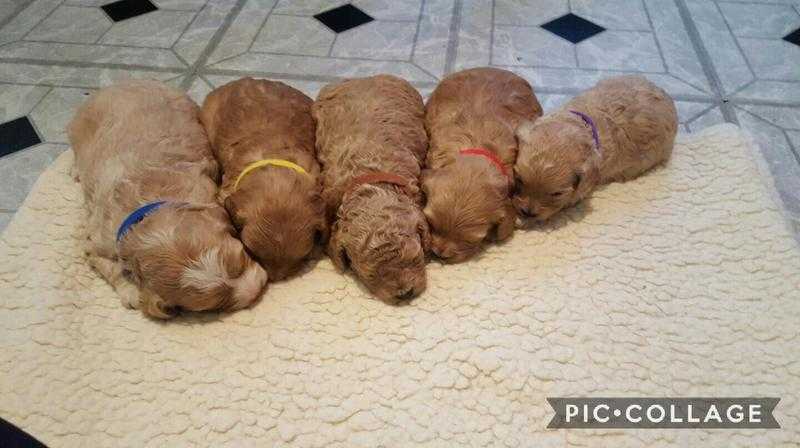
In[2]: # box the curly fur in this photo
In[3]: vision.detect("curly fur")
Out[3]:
[514,75,678,223]
[312,75,430,301]
[423,67,542,262]
[200,78,327,281]
[68,80,267,319]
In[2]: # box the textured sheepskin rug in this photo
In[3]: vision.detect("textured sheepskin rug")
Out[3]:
[0,124,798,447]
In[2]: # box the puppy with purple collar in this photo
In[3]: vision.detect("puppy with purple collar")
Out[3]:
[513,75,678,223]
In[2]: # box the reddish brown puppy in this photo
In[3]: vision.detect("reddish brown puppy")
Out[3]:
[423,67,543,263]
[201,78,327,281]
[312,75,430,301]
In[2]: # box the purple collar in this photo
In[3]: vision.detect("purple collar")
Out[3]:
[569,110,602,156]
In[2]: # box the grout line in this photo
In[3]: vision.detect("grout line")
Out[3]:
[728,78,757,97]
[247,49,410,63]
[170,6,204,51]
[201,67,439,87]
[684,103,719,125]
[443,0,462,75]
[246,0,278,53]
[783,128,800,166]
[327,34,338,57]
[674,0,739,124]
[641,0,671,74]
[179,0,248,91]
[732,98,800,108]
[488,0,496,65]
[408,0,426,62]
[0,56,185,73]
[711,0,757,79]
[0,0,35,31]
[736,106,800,165]
[7,38,177,51]
[21,0,65,41]
[410,62,441,82]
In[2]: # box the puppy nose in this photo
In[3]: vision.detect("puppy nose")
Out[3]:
[520,207,537,218]
[397,288,416,301]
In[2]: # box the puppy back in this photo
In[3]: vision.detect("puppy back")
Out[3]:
[425,67,542,168]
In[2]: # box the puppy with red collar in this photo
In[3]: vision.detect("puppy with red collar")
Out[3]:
[422,67,543,263]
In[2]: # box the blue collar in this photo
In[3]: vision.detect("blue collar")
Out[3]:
[569,110,602,156]
[116,201,168,243]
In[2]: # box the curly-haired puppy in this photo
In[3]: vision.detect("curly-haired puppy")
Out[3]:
[312,75,430,301]
[200,78,326,281]
[423,67,542,262]
[514,75,678,223]
[69,80,267,319]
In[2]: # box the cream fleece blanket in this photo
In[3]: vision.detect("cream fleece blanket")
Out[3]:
[0,124,798,447]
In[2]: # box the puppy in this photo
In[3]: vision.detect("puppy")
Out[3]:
[514,75,678,222]
[200,78,326,281]
[312,75,430,301]
[422,67,543,262]
[69,80,267,319]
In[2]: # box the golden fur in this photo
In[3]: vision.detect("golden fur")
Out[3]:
[200,78,326,281]
[312,75,430,301]
[514,75,678,223]
[69,80,267,319]
[423,67,542,262]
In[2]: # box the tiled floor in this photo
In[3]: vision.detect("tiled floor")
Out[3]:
[0,0,799,234]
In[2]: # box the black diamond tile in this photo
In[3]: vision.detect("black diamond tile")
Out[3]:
[784,28,800,47]
[541,13,605,44]
[101,0,158,22]
[0,116,41,158]
[314,3,374,33]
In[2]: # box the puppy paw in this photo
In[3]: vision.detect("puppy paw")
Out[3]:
[117,283,141,310]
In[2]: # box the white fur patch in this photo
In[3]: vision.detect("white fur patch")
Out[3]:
[229,264,267,309]
[181,248,228,291]
[137,225,177,249]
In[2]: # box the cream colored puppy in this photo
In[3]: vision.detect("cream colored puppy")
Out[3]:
[69,80,267,319]
[514,75,678,223]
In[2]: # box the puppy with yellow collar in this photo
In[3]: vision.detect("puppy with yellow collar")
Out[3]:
[200,78,328,281]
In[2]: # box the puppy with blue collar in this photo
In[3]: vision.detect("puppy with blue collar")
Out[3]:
[69,80,267,319]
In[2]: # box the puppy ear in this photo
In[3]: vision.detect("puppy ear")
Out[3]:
[140,288,176,319]
[573,159,601,203]
[490,201,516,242]
[223,194,245,233]
[515,120,536,143]
[416,210,431,253]
[326,222,350,272]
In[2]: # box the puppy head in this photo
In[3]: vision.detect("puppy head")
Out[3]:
[328,185,429,301]
[226,170,327,281]
[421,157,515,263]
[513,117,600,222]
[119,204,268,319]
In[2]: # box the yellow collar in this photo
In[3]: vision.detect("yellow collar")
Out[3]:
[233,159,309,190]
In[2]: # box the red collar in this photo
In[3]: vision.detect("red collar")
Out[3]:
[459,148,510,179]
[346,172,410,196]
